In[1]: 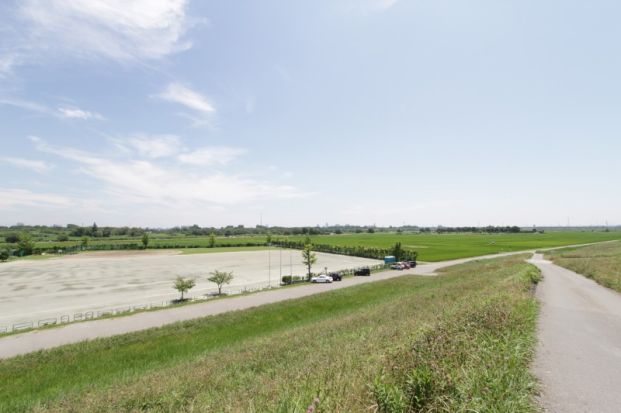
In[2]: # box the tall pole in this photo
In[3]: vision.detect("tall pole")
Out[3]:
[290,248,293,276]
[268,245,271,288]
[279,248,282,279]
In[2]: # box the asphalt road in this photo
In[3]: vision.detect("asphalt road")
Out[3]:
[530,254,621,413]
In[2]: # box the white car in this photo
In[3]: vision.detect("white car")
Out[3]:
[311,274,333,283]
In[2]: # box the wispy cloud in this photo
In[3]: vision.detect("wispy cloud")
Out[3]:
[177,146,246,166]
[0,188,71,209]
[0,55,17,77]
[339,0,399,15]
[127,135,181,158]
[0,157,52,173]
[31,137,305,206]
[16,0,194,63]
[58,106,104,120]
[156,82,215,114]
[0,98,104,121]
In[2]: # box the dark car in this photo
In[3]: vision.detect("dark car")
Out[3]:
[408,260,417,268]
[328,272,343,281]
[354,267,371,276]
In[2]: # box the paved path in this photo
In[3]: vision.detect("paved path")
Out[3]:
[0,251,528,359]
[530,254,621,413]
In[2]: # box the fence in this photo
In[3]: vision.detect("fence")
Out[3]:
[0,265,391,335]
[0,280,278,334]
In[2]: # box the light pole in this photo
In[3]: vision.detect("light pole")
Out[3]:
[268,244,271,288]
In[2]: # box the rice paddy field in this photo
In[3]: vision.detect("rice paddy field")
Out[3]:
[2,231,619,262]
[279,231,621,261]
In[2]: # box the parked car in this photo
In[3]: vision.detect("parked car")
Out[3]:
[390,263,404,270]
[311,274,333,283]
[354,267,371,276]
[328,272,342,281]
[408,260,417,268]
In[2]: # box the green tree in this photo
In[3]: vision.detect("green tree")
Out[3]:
[266,233,272,244]
[302,243,317,280]
[208,270,234,295]
[4,233,19,243]
[57,233,69,242]
[208,232,216,248]
[81,236,89,250]
[142,233,149,249]
[173,276,196,301]
[0,249,9,262]
[392,242,405,261]
[17,232,35,256]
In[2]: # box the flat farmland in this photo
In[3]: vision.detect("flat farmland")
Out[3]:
[0,249,380,330]
[278,231,621,261]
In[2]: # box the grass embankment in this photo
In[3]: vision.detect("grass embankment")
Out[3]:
[545,241,621,292]
[0,255,540,412]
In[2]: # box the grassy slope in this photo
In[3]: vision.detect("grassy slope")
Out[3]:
[1,255,540,413]
[545,241,621,292]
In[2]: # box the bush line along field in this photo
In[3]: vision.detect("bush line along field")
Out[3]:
[545,241,621,292]
[0,255,541,413]
[2,231,618,262]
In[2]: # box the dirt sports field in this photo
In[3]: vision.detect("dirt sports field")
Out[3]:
[0,250,381,329]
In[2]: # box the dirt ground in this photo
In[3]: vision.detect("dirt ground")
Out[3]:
[0,249,380,329]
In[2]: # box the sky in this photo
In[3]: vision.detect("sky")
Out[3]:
[0,0,619,228]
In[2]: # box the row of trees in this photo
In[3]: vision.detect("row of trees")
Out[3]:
[173,270,235,301]
[271,239,418,262]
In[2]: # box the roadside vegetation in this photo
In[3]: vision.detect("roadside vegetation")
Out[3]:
[545,241,621,292]
[0,255,540,412]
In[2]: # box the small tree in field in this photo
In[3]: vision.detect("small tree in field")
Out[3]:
[142,233,149,249]
[17,232,35,256]
[208,232,216,248]
[302,243,317,280]
[81,236,89,250]
[0,249,9,262]
[392,242,404,261]
[173,276,195,301]
[208,270,234,295]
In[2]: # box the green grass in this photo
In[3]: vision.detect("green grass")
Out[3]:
[2,231,618,262]
[545,240,621,292]
[280,231,621,261]
[0,255,540,412]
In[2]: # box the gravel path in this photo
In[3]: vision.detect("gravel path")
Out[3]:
[530,253,621,413]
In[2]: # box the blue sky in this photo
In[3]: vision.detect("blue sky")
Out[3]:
[0,0,619,228]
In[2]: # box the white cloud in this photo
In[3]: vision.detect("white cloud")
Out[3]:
[16,0,193,62]
[0,98,104,121]
[0,55,17,77]
[0,98,54,116]
[156,82,215,114]
[58,107,104,120]
[31,137,305,206]
[0,157,51,173]
[128,135,181,158]
[177,146,246,166]
[340,0,399,14]
[0,188,71,209]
